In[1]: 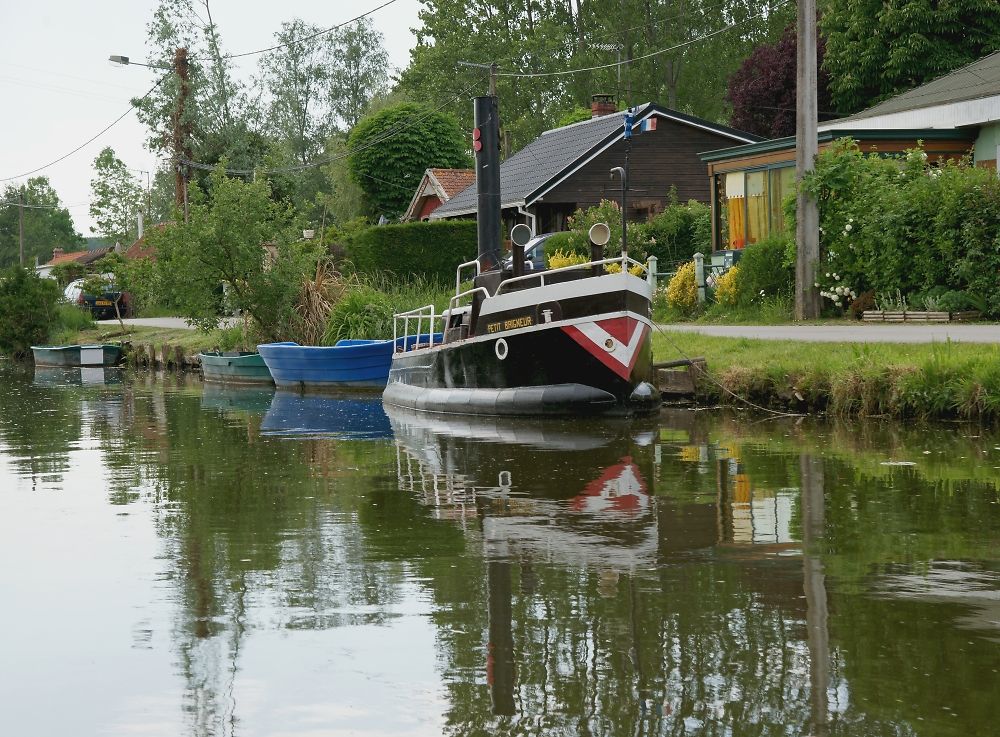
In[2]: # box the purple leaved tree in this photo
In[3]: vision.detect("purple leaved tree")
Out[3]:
[726,24,832,139]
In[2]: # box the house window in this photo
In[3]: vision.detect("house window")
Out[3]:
[717,164,794,250]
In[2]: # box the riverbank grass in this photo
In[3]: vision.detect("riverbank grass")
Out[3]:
[654,331,1000,420]
[55,324,236,355]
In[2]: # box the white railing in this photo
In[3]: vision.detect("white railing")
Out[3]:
[495,254,648,295]
[455,259,481,294]
[393,303,446,353]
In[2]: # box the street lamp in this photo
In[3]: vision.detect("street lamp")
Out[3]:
[108,55,172,71]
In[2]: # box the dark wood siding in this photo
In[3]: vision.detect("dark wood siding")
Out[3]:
[539,117,743,219]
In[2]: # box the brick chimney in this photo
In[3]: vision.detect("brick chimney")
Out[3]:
[51,247,64,260]
[590,94,617,118]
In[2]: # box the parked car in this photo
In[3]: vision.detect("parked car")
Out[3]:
[502,232,556,272]
[64,278,131,320]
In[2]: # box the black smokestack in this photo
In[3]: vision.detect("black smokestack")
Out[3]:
[474,95,501,270]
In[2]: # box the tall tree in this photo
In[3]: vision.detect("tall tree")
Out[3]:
[90,147,145,246]
[821,0,1000,113]
[0,178,83,268]
[346,103,471,218]
[257,19,338,167]
[726,22,832,138]
[399,0,793,151]
[330,18,391,129]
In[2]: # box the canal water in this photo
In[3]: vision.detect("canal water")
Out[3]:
[1,363,998,736]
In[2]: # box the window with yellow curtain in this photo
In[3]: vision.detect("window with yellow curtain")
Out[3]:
[746,171,768,245]
[769,167,795,234]
[725,172,745,249]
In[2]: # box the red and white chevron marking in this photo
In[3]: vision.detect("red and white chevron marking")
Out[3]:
[561,316,649,380]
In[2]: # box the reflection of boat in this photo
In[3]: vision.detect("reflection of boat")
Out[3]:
[200,383,275,415]
[32,365,124,386]
[258,337,441,390]
[199,351,273,385]
[387,403,658,567]
[31,344,123,367]
[261,391,392,438]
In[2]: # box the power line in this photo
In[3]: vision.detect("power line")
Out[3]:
[0,75,168,183]
[496,1,790,79]
[194,0,400,62]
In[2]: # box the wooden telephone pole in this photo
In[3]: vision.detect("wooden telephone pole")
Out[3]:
[172,47,192,221]
[795,0,821,320]
[18,188,24,267]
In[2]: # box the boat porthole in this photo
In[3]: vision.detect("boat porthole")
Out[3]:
[604,338,615,352]
[495,338,509,360]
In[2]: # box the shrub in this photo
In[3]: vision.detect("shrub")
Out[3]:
[0,267,62,357]
[666,261,699,314]
[644,198,712,266]
[344,220,477,283]
[322,287,396,344]
[713,265,741,306]
[801,138,1000,316]
[735,235,794,305]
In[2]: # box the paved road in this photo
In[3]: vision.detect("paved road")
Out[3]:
[659,323,1000,344]
[96,317,239,330]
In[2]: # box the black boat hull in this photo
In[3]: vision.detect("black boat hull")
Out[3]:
[385,306,660,416]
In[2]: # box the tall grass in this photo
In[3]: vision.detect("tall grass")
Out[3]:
[654,331,1000,421]
[48,304,96,344]
[322,273,455,345]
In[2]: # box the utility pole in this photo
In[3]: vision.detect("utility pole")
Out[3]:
[488,62,497,98]
[795,0,820,320]
[172,47,191,222]
[18,188,24,267]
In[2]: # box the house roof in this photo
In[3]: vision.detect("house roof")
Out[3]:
[45,249,90,267]
[431,103,759,219]
[429,168,475,199]
[402,168,476,221]
[821,50,1000,130]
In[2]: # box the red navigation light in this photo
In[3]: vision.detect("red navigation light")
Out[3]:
[473,127,483,152]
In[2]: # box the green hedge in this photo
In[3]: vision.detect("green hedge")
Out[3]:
[344,220,478,284]
[0,266,62,357]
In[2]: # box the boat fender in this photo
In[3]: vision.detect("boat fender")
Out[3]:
[495,338,509,361]
[630,382,657,402]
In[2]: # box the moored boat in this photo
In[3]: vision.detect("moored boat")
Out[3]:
[30,344,123,368]
[384,94,659,418]
[199,351,273,385]
[257,337,440,391]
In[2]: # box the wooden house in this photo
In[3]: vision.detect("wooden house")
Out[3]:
[431,99,759,234]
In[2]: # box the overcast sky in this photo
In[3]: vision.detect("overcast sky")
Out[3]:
[0,0,422,238]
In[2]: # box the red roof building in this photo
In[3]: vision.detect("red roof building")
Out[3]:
[402,168,476,222]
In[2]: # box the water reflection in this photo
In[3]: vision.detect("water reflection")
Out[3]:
[1,370,1000,736]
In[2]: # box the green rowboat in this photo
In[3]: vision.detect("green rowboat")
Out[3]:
[199,351,273,385]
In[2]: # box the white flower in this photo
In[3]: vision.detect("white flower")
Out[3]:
[845,223,853,232]
[759,289,765,296]
[826,272,831,278]
[814,282,820,288]
[834,274,841,281]
[848,217,854,223]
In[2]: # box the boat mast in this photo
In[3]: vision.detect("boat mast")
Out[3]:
[474,92,502,271]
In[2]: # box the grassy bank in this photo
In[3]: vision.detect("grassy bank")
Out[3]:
[653,331,1000,421]
[57,323,235,356]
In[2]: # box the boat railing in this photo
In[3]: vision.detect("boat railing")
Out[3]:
[393,304,445,353]
[454,259,481,295]
[494,254,648,295]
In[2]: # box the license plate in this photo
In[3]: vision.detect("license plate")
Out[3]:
[96,300,112,306]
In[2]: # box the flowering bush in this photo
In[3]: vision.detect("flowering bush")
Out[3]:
[666,261,699,314]
[801,138,1000,316]
[547,249,589,270]
[713,264,741,306]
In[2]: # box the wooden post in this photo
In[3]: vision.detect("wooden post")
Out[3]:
[795,0,821,320]
[646,255,658,292]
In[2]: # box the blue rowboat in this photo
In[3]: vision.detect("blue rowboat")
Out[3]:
[199,351,273,385]
[257,335,441,390]
[31,344,123,367]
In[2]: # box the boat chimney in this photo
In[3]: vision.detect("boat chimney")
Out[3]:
[474,95,502,270]
[591,94,617,118]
